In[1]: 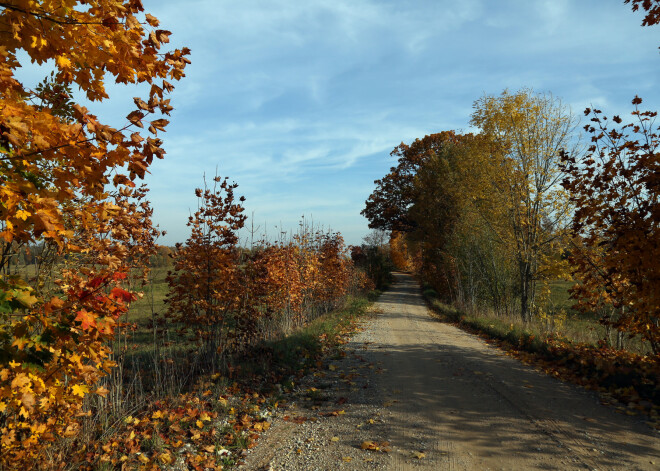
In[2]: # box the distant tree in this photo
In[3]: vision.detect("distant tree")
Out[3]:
[362,132,462,233]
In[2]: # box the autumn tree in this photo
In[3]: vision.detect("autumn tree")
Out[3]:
[315,232,350,312]
[363,131,515,309]
[362,131,463,233]
[164,177,247,363]
[350,230,393,290]
[0,1,189,466]
[388,231,415,273]
[561,98,660,354]
[406,139,470,299]
[470,89,578,321]
[243,241,303,332]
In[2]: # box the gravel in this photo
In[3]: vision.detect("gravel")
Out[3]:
[241,309,395,470]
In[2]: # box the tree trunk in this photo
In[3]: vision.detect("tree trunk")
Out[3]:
[519,260,533,322]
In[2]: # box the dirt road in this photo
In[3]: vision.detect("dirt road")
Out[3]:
[244,273,659,470]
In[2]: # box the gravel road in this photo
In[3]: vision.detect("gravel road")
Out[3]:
[242,272,660,470]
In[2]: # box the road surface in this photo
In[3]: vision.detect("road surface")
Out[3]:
[244,272,659,470]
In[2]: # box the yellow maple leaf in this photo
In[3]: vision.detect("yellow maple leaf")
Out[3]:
[71,384,89,397]
[15,210,30,220]
[10,373,30,390]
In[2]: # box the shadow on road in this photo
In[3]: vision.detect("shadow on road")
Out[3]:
[334,272,660,469]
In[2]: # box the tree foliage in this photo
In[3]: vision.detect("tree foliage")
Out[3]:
[561,98,660,354]
[470,89,577,321]
[164,177,247,360]
[163,184,356,366]
[361,131,463,233]
[363,89,577,323]
[0,1,189,465]
[625,0,660,27]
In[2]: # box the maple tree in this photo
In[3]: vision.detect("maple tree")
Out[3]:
[0,0,189,466]
[388,231,415,272]
[163,194,357,371]
[246,227,352,330]
[164,176,247,364]
[561,98,660,355]
[315,231,351,312]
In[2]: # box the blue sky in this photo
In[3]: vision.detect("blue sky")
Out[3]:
[18,0,660,245]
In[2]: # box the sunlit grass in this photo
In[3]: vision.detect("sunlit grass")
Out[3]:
[424,281,652,355]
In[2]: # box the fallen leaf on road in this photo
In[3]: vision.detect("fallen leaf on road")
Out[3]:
[342,456,352,462]
[413,451,425,459]
[331,437,340,442]
[320,409,345,417]
[361,440,391,452]
[361,440,377,450]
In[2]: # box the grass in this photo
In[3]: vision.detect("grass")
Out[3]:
[425,298,552,356]
[230,292,380,390]
[124,267,170,323]
[423,280,650,354]
[546,280,575,311]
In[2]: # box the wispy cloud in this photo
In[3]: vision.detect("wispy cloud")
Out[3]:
[14,0,659,245]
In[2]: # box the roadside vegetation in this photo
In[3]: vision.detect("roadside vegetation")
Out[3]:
[0,1,396,468]
[3,209,384,469]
